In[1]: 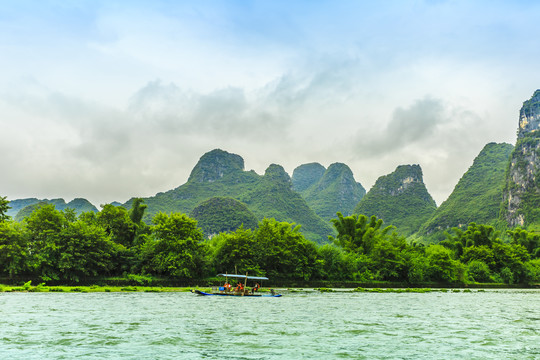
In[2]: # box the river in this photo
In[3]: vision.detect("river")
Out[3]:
[0,289,538,359]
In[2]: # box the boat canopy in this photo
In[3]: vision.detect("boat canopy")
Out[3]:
[217,274,269,281]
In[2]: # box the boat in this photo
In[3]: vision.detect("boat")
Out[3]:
[191,273,282,297]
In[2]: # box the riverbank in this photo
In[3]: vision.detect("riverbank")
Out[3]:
[1,275,538,289]
[2,281,537,293]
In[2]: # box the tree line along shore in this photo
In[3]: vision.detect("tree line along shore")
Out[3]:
[0,196,539,287]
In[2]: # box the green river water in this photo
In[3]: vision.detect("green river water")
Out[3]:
[0,289,538,359]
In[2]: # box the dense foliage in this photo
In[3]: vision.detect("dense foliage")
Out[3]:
[1,198,538,285]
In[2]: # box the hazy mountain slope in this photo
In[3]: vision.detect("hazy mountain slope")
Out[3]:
[419,142,513,241]
[8,198,98,219]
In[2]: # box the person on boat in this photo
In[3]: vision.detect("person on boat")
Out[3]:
[224,282,231,291]
[234,282,244,292]
[251,283,260,294]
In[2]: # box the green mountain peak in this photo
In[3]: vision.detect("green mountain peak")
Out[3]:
[188,149,244,183]
[264,164,291,186]
[354,164,436,235]
[518,89,540,137]
[292,163,326,192]
[502,89,540,228]
[295,162,366,221]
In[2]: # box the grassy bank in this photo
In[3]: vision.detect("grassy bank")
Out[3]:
[2,281,537,294]
[0,281,197,293]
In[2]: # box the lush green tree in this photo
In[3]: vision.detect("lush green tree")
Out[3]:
[425,245,462,283]
[97,204,136,247]
[444,223,501,258]
[406,248,430,284]
[129,198,148,225]
[523,259,540,284]
[492,242,530,283]
[208,226,262,275]
[63,208,78,223]
[461,245,496,269]
[0,221,29,277]
[330,213,393,254]
[22,204,118,281]
[467,260,492,283]
[0,196,11,222]
[25,203,66,235]
[507,228,540,258]
[369,233,408,281]
[53,221,118,281]
[255,218,319,280]
[317,244,350,280]
[146,212,207,278]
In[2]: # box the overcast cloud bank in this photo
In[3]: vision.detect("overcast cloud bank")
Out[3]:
[1,1,539,207]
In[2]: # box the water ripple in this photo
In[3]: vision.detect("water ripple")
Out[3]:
[0,290,539,359]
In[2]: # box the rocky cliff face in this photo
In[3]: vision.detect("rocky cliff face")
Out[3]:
[354,164,436,235]
[502,90,540,227]
[517,90,540,137]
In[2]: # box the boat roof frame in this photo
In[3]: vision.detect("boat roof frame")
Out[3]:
[217,273,269,281]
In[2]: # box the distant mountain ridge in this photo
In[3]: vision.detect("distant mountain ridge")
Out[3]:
[7,198,98,218]
[125,149,335,243]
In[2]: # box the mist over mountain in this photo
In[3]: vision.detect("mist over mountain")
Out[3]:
[8,87,540,244]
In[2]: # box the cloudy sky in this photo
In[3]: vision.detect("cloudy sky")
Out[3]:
[1,0,540,207]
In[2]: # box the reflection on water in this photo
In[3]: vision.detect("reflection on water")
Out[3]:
[0,290,539,359]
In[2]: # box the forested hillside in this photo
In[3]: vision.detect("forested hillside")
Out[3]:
[190,197,259,237]
[419,143,514,241]
[354,165,436,236]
